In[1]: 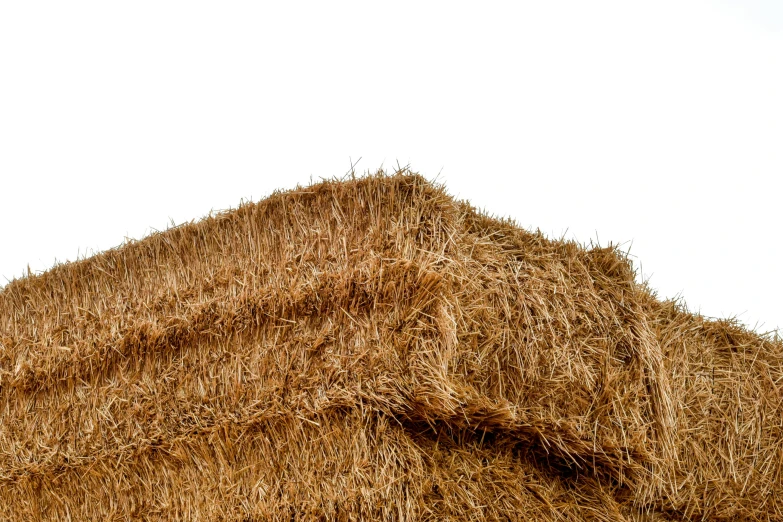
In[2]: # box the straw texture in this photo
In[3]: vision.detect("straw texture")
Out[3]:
[1,171,781,521]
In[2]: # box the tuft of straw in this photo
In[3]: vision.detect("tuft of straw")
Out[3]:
[1,169,781,521]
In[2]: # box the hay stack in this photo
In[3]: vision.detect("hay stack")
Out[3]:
[1,171,781,521]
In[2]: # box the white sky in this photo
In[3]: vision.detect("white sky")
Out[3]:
[1,1,781,333]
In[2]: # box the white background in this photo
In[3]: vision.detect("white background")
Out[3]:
[1,1,781,333]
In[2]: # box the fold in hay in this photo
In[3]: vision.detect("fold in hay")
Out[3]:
[1,170,781,521]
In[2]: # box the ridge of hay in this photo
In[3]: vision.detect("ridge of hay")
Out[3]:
[1,170,781,521]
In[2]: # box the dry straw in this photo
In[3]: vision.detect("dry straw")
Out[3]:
[1,170,781,521]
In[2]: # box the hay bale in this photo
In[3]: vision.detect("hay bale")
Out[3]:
[1,170,781,521]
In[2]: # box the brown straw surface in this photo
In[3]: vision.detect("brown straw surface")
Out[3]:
[1,171,781,521]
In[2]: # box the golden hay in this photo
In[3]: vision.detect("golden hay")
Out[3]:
[1,170,781,521]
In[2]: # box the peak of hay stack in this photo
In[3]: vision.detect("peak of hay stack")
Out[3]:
[1,171,781,521]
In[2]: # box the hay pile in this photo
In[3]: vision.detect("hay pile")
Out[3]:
[1,171,781,521]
